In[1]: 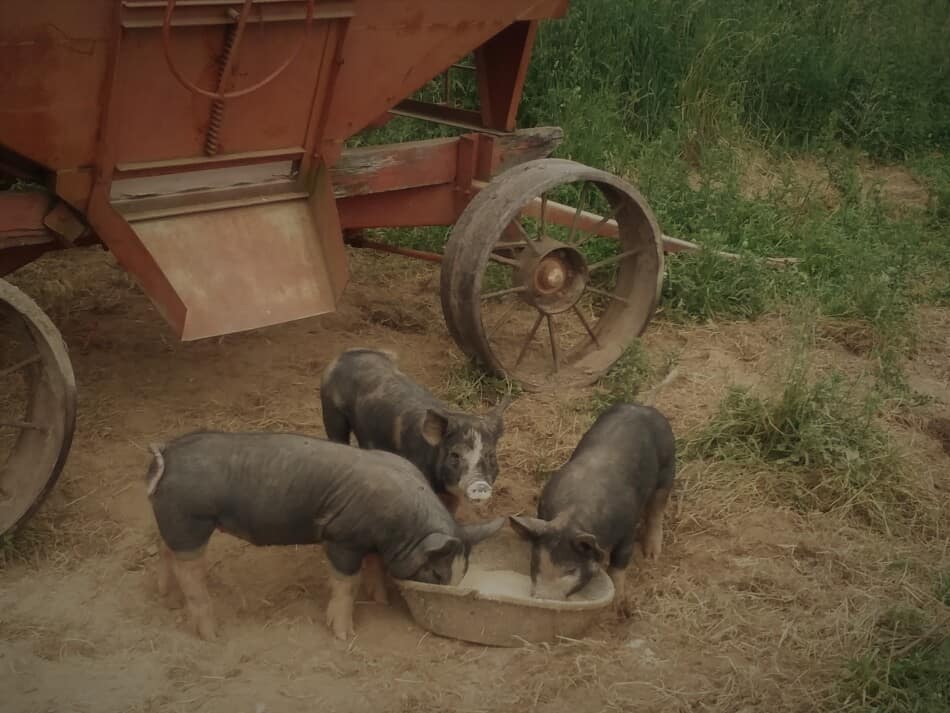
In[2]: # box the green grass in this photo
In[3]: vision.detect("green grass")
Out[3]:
[661,249,772,322]
[841,638,950,713]
[936,572,950,607]
[683,347,916,528]
[524,0,950,160]
[439,360,522,411]
[588,340,651,412]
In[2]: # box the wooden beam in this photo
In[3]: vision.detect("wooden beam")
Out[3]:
[330,127,563,200]
[492,183,800,267]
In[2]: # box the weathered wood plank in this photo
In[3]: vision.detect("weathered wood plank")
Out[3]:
[330,127,564,199]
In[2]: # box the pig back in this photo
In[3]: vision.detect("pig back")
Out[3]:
[151,432,450,551]
[539,405,673,533]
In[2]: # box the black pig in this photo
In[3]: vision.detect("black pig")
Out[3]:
[321,348,509,513]
[510,403,674,602]
[145,431,504,641]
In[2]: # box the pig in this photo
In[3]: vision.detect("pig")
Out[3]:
[145,431,504,641]
[509,403,675,602]
[320,348,510,514]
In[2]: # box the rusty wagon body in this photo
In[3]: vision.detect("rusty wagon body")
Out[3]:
[0,0,671,535]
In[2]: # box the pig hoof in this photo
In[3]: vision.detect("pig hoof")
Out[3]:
[615,598,633,619]
[326,606,355,640]
[194,618,218,641]
[327,614,354,641]
[642,539,662,561]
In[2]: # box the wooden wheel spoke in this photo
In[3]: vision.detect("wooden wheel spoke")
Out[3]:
[575,201,623,248]
[514,312,544,369]
[546,314,560,373]
[489,253,522,268]
[585,286,630,304]
[481,285,527,301]
[486,299,521,340]
[588,248,639,272]
[0,354,40,378]
[493,241,529,252]
[506,220,543,254]
[566,182,590,245]
[571,305,601,348]
[539,193,548,240]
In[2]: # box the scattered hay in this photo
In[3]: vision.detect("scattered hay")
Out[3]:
[363,304,431,335]
[819,318,878,356]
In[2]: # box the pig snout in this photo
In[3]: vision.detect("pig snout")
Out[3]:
[464,479,492,502]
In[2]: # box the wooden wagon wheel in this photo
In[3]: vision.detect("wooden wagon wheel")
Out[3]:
[441,159,664,391]
[0,279,76,536]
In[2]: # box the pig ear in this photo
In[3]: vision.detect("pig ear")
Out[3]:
[421,532,462,558]
[421,410,449,446]
[572,532,607,564]
[460,517,506,546]
[508,515,551,541]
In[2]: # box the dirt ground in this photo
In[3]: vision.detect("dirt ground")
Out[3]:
[1,245,948,713]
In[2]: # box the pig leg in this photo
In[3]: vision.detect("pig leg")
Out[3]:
[321,397,352,445]
[325,544,362,640]
[361,553,389,605]
[641,485,671,561]
[171,548,217,641]
[608,537,635,606]
[326,571,358,640]
[157,542,183,609]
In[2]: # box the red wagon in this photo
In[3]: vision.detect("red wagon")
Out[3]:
[0,0,672,535]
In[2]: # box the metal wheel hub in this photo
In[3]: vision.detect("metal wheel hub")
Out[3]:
[518,239,588,314]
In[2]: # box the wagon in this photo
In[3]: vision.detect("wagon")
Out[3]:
[0,0,676,536]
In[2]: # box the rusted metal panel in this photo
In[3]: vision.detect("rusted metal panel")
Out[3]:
[308,163,349,300]
[475,21,538,131]
[390,100,495,134]
[129,198,339,340]
[112,22,334,162]
[337,184,459,229]
[86,190,189,334]
[119,1,354,29]
[0,1,113,170]
[43,202,88,246]
[113,147,305,179]
[53,170,96,214]
[0,193,52,241]
[322,0,568,149]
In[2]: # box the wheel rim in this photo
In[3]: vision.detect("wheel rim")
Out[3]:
[0,279,76,536]
[441,159,664,391]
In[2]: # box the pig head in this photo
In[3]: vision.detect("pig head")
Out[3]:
[509,512,607,600]
[418,402,507,503]
[386,518,507,585]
